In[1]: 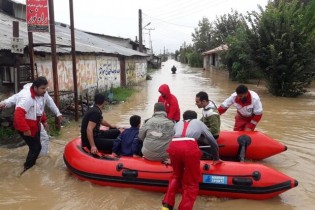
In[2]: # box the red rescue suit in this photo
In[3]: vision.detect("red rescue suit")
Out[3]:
[218,90,263,131]
[158,84,180,122]
[162,121,202,210]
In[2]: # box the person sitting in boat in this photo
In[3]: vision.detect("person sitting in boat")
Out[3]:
[171,65,177,74]
[162,110,221,210]
[112,115,142,157]
[218,84,263,131]
[81,93,121,154]
[195,91,221,139]
[139,102,175,161]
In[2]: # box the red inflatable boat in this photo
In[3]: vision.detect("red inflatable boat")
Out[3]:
[64,138,297,200]
[100,126,286,161]
[216,131,287,161]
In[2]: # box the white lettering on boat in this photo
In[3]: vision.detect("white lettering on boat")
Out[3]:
[203,175,227,184]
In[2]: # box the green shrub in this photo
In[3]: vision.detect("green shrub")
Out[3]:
[46,114,61,137]
[187,52,203,67]
[95,87,135,103]
[0,127,16,139]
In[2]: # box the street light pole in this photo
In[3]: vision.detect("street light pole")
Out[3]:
[138,9,151,53]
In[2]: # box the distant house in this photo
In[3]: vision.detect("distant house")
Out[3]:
[202,44,228,70]
[0,0,149,100]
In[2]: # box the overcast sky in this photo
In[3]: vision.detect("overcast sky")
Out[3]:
[18,0,269,54]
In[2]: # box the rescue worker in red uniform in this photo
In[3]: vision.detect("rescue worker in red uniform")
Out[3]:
[162,110,220,210]
[218,84,263,131]
[158,84,180,122]
[13,77,61,173]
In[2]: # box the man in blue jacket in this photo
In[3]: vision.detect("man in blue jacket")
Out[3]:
[112,115,142,157]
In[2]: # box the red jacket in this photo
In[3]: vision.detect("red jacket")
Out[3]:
[218,91,263,130]
[158,84,180,122]
[14,86,47,137]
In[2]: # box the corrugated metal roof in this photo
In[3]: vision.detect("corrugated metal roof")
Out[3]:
[203,44,228,55]
[8,0,24,5]
[0,12,148,57]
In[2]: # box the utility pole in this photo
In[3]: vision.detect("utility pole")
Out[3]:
[69,0,78,121]
[12,21,20,93]
[27,31,35,80]
[144,28,155,54]
[48,0,61,129]
[138,9,143,52]
[138,9,151,53]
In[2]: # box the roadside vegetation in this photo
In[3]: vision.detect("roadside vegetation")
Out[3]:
[0,119,23,147]
[111,87,135,102]
[0,127,16,140]
[177,0,315,97]
[46,113,61,137]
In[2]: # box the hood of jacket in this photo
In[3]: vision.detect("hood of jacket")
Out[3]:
[23,83,32,89]
[21,83,37,99]
[153,111,167,118]
[158,84,171,98]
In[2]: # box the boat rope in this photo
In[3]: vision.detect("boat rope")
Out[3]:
[201,164,260,180]
[116,163,173,174]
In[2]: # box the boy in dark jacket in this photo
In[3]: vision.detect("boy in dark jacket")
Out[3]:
[112,115,142,157]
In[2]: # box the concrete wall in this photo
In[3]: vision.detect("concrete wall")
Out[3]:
[96,55,121,90]
[36,54,121,95]
[203,53,222,70]
[35,54,146,95]
[203,55,210,70]
[125,57,147,86]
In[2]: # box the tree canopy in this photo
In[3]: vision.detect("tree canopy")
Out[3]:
[247,0,315,96]
[191,17,213,53]
[180,0,315,97]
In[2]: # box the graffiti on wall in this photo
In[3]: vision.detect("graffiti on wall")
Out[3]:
[35,55,144,94]
[76,57,97,92]
[57,59,73,90]
[126,60,136,85]
[36,57,54,90]
[96,56,120,89]
[36,55,97,94]
[126,58,147,85]
[136,62,146,80]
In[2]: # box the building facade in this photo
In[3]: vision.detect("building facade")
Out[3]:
[202,44,228,70]
[0,0,148,100]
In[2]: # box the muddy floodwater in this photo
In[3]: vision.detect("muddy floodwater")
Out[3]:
[1,59,314,210]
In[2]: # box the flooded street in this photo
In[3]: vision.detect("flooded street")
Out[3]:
[1,59,315,210]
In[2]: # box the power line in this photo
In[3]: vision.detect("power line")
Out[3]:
[144,0,217,18]
[156,0,232,22]
[143,0,231,24]
[143,12,195,28]
[153,0,217,20]
[142,0,232,30]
